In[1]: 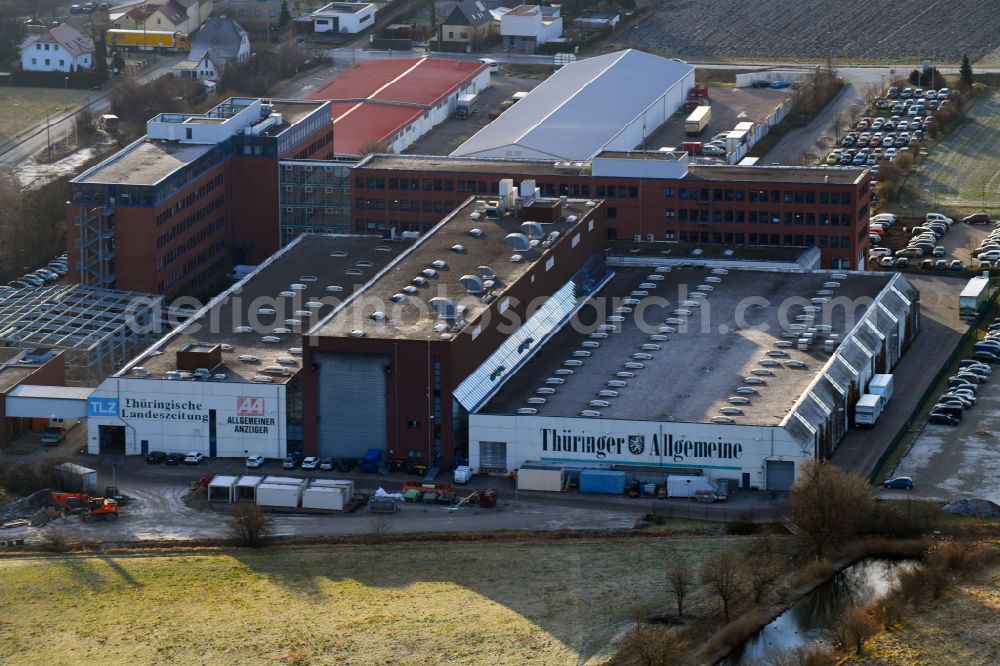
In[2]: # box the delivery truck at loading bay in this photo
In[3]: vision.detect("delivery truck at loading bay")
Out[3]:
[854,373,893,427]
[454,93,478,119]
[685,105,711,135]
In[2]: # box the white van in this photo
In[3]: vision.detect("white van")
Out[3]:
[926,212,954,225]
[478,57,499,73]
[871,213,896,225]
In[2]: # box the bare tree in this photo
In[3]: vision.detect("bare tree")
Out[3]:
[619,621,691,666]
[788,460,874,558]
[744,537,782,603]
[701,550,743,623]
[859,82,884,108]
[666,559,693,618]
[830,607,877,655]
[226,503,272,547]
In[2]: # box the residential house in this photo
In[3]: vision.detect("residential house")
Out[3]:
[111,0,211,35]
[170,48,221,80]
[226,0,284,31]
[20,24,94,73]
[190,17,250,66]
[311,2,376,34]
[500,4,562,51]
[437,0,493,51]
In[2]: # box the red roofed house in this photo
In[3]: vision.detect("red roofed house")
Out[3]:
[308,57,491,156]
[111,0,211,35]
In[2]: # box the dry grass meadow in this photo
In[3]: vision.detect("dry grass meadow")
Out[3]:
[0,536,742,665]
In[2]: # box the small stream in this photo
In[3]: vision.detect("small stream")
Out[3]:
[721,558,916,665]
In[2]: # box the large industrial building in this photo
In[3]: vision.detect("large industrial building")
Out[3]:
[352,152,872,269]
[451,50,695,161]
[301,184,608,470]
[469,267,919,490]
[66,97,335,300]
[308,57,490,157]
[85,235,407,456]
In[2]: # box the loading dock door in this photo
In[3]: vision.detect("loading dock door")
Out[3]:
[316,352,388,459]
[479,441,507,472]
[765,460,795,491]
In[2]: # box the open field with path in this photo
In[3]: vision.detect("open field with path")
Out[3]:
[0,537,745,665]
[620,0,1000,63]
[849,562,1000,665]
[0,88,91,144]
[896,88,1000,214]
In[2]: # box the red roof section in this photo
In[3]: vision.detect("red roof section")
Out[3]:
[309,58,487,155]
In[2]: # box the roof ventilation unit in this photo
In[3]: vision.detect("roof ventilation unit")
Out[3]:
[545,377,565,385]
[582,341,600,349]
[581,410,601,417]
[590,332,609,339]
[451,244,466,253]
[402,286,418,295]
[655,266,672,273]
[306,301,323,309]
[459,275,485,294]
[689,292,707,299]
[831,273,848,279]
[505,233,531,251]
[639,282,656,290]
[272,327,291,334]
[370,311,387,322]
[728,396,750,405]
[719,406,743,415]
[573,350,592,358]
[518,407,538,415]
[291,283,306,290]
[520,221,545,239]
[563,359,583,367]
[647,274,665,281]
[752,369,774,376]
[357,260,374,268]
[659,326,676,334]
[736,386,757,394]
[598,324,617,332]
[431,260,447,269]
[536,387,556,395]
[257,307,276,315]
[616,371,636,378]
[235,326,253,333]
[345,268,363,276]
[554,368,574,376]
[649,335,668,342]
[744,376,765,385]
[238,355,260,363]
[422,269,437,278]
[632,353,652,360]
[589,400,611,408]
[468,228,483,237]
[279,291,295,298]
[712,416,735,424]
[616,307,632,314]
[607,315,625,323]
[131,367,150,377]
[250,376,273,384]
[430,297,457,320]
[330,250,348,258]
[326,285,344,293]
[786,360,806,368]
[641,344,661,351]
[607,380,627,388]
[261,336,281,343]
[598,390,619,398]
[350,330,365,337]
[624,362,644,370]
[391,293,406,303]
[527,397,546,405]
[822,281,841,288]
[510,254,523,263]
[220,344,234,352]
[412,276,429,286]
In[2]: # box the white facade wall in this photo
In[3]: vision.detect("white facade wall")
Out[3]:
[469,413,812,490]
[314,4,375,33]
[21,42,92,73]
[601,67,695,152]
[146,98,261,144]
[86,377,288,458]
[387,67,491,153]
[501,13,562,44]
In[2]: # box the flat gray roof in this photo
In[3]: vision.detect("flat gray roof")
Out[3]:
[75,140,213,186]
[359,154,583,177]
[688,164,867,185]
[123,235,408,383]
[311,197,599,341]
[480,267,893,425]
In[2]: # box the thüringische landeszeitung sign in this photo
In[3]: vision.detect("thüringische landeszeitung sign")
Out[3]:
[540,428,744,464]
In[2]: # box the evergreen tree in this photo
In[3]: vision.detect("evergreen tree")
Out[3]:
[279,1,290,28]
[960,54,974,85]
[95,37,108,80]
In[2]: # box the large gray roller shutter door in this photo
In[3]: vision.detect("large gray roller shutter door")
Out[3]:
[479,441,507,471]
[765,460,795,491]
[316,352,388,459]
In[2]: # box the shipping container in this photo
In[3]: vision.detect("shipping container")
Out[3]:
[302,486,347,510]
[256,482,302,508]
[685,105,711,135]
[53,463,97,495]
[208,475,239,502]
[681,141,702,155]
[235,475,263,502]
[854,393,883,427]
[579,469,626,495]
[959,275,993,319]
[517,463,565,492]
[666,475,717,498]
[262,475,306,486]
[310,478,355,497]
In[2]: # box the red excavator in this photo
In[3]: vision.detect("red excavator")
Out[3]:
[50,492,119,522]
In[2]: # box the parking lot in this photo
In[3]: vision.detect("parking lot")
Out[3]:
[868,215,991,273]
[402,74,540,156]
[643,84,791,158]
[888,321,1000,505]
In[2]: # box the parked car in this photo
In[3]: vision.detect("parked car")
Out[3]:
[883,476,914,490]
[246,454,265,469]
[282,452,304,469]
[769,80,790,89]
[40,426,65,445]
[301,456,320,470]
[335,458,356,472]
[928,412,960,426]
[879,256,895,267]
[932,246,945,257]
[950,260,964,270]
[165,452,185,465]
[319,457,334,471]
[702,145,726,156]
[895,257,910,268]
[964,213,992,225]
[184,451,204,464]
[145,450,167,464]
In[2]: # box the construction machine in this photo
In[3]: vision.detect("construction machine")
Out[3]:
[50,492,119,522]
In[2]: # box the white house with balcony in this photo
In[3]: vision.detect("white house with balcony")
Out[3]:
[312,2,376,34]
[500,4,563,51]
[20,24,94,73]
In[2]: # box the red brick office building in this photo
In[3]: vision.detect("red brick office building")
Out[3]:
[351,152,872,269]
[66,97,334,300]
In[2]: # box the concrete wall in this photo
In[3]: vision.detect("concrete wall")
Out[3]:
[469,413,809,489]
[86,377,288,457]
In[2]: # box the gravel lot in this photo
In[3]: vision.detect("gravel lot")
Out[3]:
[619,0,1000,63]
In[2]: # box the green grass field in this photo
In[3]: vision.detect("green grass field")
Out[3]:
[0,537,742,665]
[0,88,91,144]
[896,87,1000,215]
